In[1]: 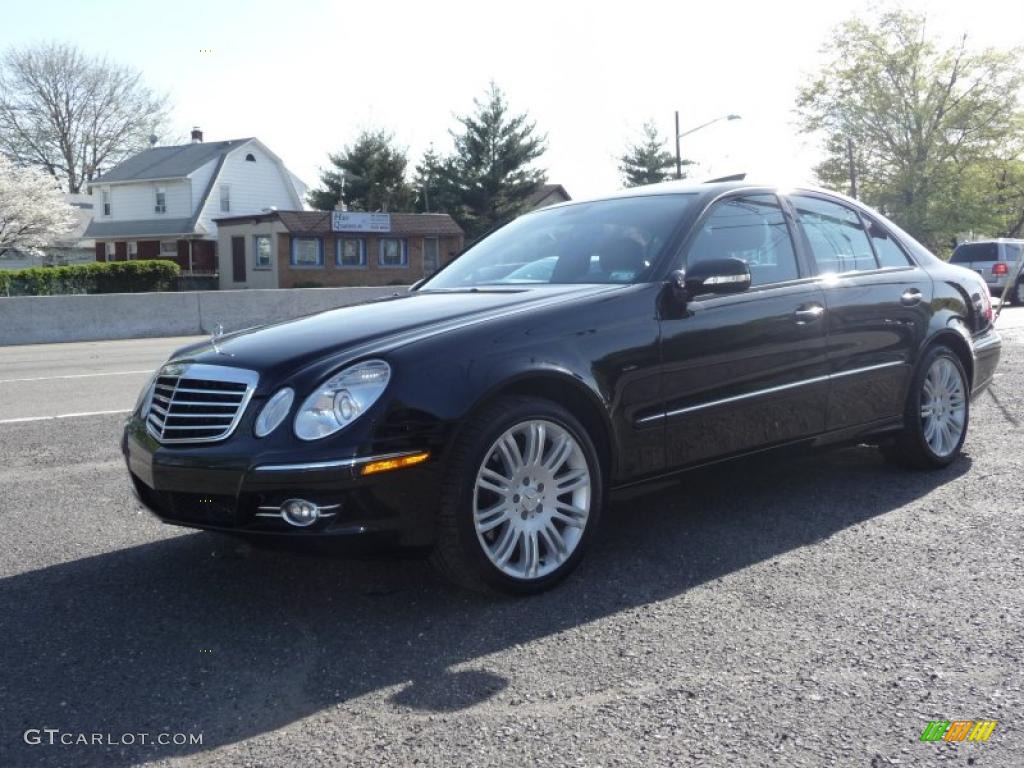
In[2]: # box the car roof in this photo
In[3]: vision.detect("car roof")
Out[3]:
[539,179,861,210]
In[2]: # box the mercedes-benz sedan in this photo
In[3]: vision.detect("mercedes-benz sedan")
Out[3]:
[124,181,1002,594]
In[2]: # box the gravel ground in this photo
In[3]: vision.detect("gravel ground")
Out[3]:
[1,322,1022,767]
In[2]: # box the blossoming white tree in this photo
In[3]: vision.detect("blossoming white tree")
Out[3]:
[0,155,78,259]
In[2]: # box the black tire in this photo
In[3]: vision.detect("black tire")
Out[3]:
[430,396,604,595]
[885,344,969,469]
[1014,280,1024,307]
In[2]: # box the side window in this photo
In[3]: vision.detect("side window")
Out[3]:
[686,194,799,287]
[791,195,877,274]
[865,218,911,268]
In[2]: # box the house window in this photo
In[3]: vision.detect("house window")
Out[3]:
[291,237,323,267]
[220,184,230,213]
[254,235,272,269]
[160,240,177,256]
[127,241,138,259]
[379,238,408,268]
[155,187,166,214]
[337,238,366,268]
[102,190,111,216]
[245,153,256,162]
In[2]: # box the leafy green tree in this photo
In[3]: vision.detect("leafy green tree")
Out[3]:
[308,129,413,212]
[445,83,548,237]
[796,8,1024,252]
[618,122,685,187]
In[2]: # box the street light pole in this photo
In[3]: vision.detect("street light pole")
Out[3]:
[674,113,742,180]
[675,111,682,180]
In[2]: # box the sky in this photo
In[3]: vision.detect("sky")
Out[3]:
[2,0,1023,201]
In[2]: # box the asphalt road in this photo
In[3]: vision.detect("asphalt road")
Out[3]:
[0,336,201,423]
[1,313,1022,767]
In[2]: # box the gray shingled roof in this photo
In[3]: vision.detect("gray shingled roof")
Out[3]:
[84,218,198,238]
[94,139,253,183]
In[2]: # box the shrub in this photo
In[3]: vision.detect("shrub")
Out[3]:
[0,260,180,296]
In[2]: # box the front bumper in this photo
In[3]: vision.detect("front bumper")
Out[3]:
[123,417,441,547]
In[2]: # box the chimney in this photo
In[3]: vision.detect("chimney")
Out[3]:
[191,127,203,143]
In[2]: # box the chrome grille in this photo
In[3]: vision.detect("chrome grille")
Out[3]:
[146,363,259,444]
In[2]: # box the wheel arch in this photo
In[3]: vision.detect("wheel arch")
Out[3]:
[455,370,617,484]
[921,326,974,390]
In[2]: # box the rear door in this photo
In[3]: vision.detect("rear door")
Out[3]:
[656,192,829,468]
[786,193,931,431]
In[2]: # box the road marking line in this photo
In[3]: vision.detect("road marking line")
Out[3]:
[0,409,131,425]
[0,369,152,384]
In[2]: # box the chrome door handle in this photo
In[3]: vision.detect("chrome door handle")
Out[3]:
[901,288,923,306]
[794,304,825,324]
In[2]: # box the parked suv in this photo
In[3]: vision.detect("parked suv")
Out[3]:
[951,239,1024,304]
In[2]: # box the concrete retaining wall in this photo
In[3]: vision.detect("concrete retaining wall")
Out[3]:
[0,287,406,347]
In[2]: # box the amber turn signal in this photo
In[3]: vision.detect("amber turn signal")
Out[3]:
[359,451,430,476]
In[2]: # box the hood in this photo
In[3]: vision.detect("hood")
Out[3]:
[169,285,618,384]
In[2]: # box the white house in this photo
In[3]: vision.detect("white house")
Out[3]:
[85,128,306,272]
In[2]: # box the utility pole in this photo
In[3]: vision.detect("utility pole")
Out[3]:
[674,111,682,180]
[846,138,858,199]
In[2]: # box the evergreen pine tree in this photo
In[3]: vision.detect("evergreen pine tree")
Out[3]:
[308,129,413,212]
[618,122,686,187]
[447,83,547,238]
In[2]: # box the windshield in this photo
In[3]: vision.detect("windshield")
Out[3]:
[422,194,696,289]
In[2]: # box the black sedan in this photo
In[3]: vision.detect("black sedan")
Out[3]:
[124,181,1002,594]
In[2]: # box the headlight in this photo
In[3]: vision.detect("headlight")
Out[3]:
[294,360,391,441]
[134,372,158,416]
[254,387,295,438]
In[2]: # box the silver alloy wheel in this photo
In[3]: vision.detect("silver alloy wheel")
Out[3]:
[473,419,591,580]
[920,356,967,458]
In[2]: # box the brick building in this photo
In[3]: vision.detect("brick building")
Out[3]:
[214,210,464,289]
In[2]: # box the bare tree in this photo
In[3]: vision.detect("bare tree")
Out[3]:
[0,41,170,193]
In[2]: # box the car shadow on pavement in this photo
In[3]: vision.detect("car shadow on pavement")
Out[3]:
[0,445,971,767]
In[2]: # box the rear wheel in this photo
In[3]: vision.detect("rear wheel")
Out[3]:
[885,345,969,469]
[431,396,603,594]
[1014,280,1024,306]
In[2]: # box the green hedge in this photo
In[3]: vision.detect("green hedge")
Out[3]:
[0,260,181,296]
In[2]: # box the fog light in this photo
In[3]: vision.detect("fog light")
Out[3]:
[281,498,320,527]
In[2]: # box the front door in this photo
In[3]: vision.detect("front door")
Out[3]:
[657,193,830,468]
[786,193,931,430]
[423,237,439,275]
[231,237,246,283]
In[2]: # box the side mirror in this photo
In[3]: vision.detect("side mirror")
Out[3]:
[668,257,751,306]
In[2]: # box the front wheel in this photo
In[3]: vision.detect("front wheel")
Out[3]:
[431,396,603,594]
[885,345,969,469]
